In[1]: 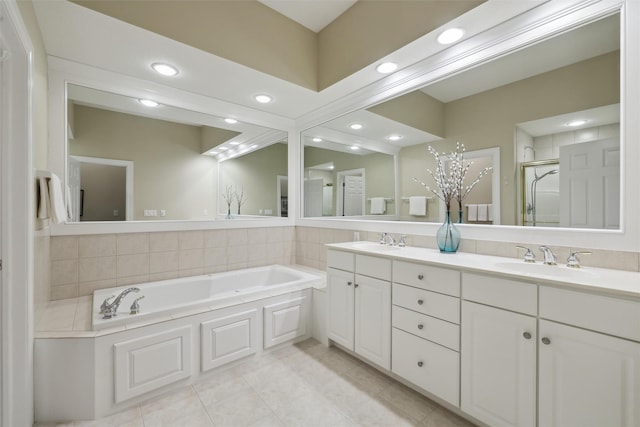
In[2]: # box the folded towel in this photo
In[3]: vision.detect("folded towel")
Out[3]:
[487,204,493,222]
[467,204,478,222]
[37,177,50,220]
[409,196,426,216]
[48,173,68,224]
[370,197,386,214]
[478,204,488,221]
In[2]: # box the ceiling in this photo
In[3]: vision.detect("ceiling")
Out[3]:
[257,0,357,32]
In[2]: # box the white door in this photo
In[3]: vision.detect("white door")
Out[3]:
[354,274,391,370]
[344,175,364,216]
[539,320,640,427]
[326,268,355,349]
[67,156,81,221]
[303,179,323,217]
[461,301,537,427]
[559,138,620,228]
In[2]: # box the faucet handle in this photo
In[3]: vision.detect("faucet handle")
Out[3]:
[379,232,388,244]
[130,296,145,315]
[516,246,536,263]
[398,235,407,247]
[567,251,591,268]
[99,294,116,314]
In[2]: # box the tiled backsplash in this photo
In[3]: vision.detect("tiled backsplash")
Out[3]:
[47,225,640,301]
[49,227,295,300]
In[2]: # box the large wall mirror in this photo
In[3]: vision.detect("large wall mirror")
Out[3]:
[302,11,621,230]
[66,83,288,222]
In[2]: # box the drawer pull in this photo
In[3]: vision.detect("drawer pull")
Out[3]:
[417,324,424,330]
[417,361,424,367]
[417,274,424,280]
[354,283,359,288]
[541,337,551,345]
[523,332,532,340]
[347,281,352,286]
[417,299,424,305]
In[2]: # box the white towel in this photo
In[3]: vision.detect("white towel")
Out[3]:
[48,173,68,224]
[370,197,386,215]
[478,204,488,221]
[409,196,426,216]
[467,204,478,222]
[487,204,493,222]
[37,177,50,220]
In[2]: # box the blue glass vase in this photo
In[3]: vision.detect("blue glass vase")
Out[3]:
[437,211,460,253]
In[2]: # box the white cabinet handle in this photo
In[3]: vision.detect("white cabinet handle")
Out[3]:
[417,299,424,305]
[523,332,532,340]
[417,324,424,330]
[417,361,424,367]
[417,274,424,280]
[541,337,551,345]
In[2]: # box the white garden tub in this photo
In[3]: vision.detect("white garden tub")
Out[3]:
[92,264,320,330]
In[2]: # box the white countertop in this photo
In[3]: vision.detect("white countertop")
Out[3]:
[327,242,640,299]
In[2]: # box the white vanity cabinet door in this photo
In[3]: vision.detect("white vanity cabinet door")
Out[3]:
[461,301,536,427]
[354,274,391,370]
[327,267,355,350]
[538,319,640,427]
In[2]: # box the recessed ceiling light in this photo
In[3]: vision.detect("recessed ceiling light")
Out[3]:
[224,118,238,124]
[250,145,259,149]
[219,147,228,151]
[388,134,402,141]
[566,119,588,127]
[437,28,465,45]
[208,151,218,155]
[229,141,240,145]
[376,62,398,74]
[151,62,179,76]
[350,123,363,130]
[350,146,360,151]
[312,137,323,143]
[254,94,272,104]
[138,99,159,107]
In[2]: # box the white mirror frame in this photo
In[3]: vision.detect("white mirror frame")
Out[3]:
[295,0,640,252]
[48,57,297,235]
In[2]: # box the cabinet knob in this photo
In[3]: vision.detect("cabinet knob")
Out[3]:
[523,332,532,340]
[417,361,424,367]
[417,274,424,280]
[541,337,551,345]
[417,324,424,330]
[347,281,352,286]
[354,283,359,288]
[417,299,424,305]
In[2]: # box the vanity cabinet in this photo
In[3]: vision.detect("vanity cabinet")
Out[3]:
[391,261,461,406]
[327,250,391,370]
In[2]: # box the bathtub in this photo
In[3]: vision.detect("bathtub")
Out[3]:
[92,264,321,330]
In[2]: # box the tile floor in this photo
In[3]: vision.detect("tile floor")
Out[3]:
[35,339,477,427]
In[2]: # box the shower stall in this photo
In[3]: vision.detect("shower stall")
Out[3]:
[521,160,560,227]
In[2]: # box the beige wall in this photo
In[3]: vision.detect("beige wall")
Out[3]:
[79,163,127,221]
[398,51,620,225]
[219,143,288,216]
[368,90,445,137]
[70,105,218,221]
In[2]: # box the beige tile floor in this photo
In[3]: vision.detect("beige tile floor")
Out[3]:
[35,339,477,427]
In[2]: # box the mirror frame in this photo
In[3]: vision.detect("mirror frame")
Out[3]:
[295,0,640,252]
[48,57,297,235]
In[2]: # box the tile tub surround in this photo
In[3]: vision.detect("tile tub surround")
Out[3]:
[49,227,295,301]
[33,338,477,427]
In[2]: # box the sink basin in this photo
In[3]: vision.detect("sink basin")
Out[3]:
[351,242,401,252]
[494,261,596,279]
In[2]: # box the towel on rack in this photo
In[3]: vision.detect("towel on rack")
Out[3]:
[409,196,427,216]
[37,177,50,220]
[467,204,478,222]
[48,173,68,223]
[478,204,488,221]
[370,197,386,214]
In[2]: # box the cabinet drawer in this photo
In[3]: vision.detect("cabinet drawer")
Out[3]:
[462,273,537,315]
[392,328,459,406]
[540,287,640,342]
[327,250,355,272]
[392,305,459,351]
[393,260,460,297]
[393,283,460,324]
[356,254,391,281]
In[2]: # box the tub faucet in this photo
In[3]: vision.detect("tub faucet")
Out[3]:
[539,246,557,265]
[101,287,140,319]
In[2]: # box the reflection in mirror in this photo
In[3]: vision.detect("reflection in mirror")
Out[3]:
[301,12,621,229]
[66,84,287,221]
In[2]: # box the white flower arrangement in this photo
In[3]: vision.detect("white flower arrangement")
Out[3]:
[413,142,492,212]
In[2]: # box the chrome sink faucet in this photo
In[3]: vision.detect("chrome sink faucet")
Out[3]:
[380,232,397,246]
[100,287,140,319]
[539,246,557,265]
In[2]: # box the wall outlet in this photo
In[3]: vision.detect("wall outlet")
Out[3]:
[160,209,166,217]
[143,210,158,217]
[113,210,119,217]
